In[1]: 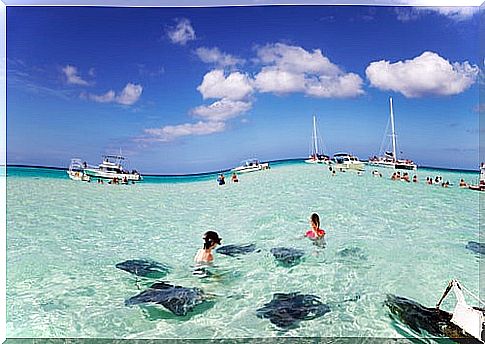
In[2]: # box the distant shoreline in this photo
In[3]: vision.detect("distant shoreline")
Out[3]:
[5,158,480,175]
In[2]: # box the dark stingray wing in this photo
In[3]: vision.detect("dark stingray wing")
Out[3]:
[159,288,205,316]
[125,288,169,307]
[466,241,485,255]
[116,259,170,277]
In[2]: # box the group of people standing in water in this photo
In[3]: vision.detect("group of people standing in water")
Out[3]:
[217,172,239,185]
[194,213,325,264]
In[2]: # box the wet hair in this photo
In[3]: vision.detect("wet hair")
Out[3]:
[203,231,221,249]
[310,213,320,228]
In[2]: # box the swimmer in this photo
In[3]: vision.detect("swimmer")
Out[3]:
[231,173,239,183]
[412,175,418,183]
[217,174,225,185]
[459,179,468,188]
[194,231,222,264]
[305,213,325,240]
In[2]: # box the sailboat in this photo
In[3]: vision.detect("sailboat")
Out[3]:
[305,115,330,164]
[369,97,417,170]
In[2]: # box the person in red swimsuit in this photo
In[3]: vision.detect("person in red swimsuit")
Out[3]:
[305,213,325,240]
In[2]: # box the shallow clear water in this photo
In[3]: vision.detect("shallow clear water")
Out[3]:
[6,163,482,339]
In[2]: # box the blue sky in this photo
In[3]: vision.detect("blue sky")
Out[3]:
[6,5,481,173]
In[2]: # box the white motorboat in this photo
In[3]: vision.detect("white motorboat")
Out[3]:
[332,153,365,171]
[368,97,417,170]
[305,115,330,164]
[67,158,91,182]
[469,162,485,191]
[84,155,142,182]
[231,159,270,174]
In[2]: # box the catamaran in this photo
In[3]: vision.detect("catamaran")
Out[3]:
[305,115,330,164]
[83,155,142,182]
[368,97,417,170]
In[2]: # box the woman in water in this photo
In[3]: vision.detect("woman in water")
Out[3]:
[305,213,325,240]
[194,231,222,264]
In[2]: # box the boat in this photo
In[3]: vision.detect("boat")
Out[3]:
[67,158,91,182]
[305,115,330,164]
[469,163,485,191]
[83,155,142,182]
[386,279,484,343]
[231,159,270,174]
[332,153,365,171]
[368,97,417,170]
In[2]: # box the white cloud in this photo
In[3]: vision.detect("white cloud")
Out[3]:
[192,99,252,121]
[365,51,479,98]
[256,43,341,75]
[305,73,365,98]
[254,67,306,94]
[253,43,364,98]
[197,69,254,101]
[195,47,245,67]
[116,83,143,105]
[62,65,89,86]
[167,18,196,45]
[88,90,115,103]
[142,121,225,142]
[86,83,143,105]
[395,6,479,22]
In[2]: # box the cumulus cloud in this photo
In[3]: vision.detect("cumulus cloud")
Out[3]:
[167,18,196,45]
[253,43,364,98]
[395,6,479,22]
[141,121,225,142]
[62,65,89,86]
[365,51,479,98]
[256,43,341,75]
[197,69,253,101]
[192,99,252,121]
[195,47,245,67]
[85,83,143,105]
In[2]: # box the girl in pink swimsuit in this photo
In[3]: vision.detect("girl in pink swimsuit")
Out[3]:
[305,213,325,239]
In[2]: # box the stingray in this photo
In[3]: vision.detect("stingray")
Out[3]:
[336,247,367,260]
[115,259,170,278]
[465,241,485,255]
[256,292,331,329]
[270,247,305,266]
[125,282,206,316]
[216,243,258,257]
[384,294,482,342]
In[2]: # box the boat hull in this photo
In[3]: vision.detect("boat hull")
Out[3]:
[84,169,142,181]
[333,162,365,171]
[67,171,91,182]
[232,162,269,174]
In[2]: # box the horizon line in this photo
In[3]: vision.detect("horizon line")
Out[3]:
[4,159,480,176]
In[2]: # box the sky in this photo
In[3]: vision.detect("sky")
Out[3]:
[6,5,481,173]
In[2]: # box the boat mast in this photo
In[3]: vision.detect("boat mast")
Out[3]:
[312,115,319,156]
[389,97,397,162]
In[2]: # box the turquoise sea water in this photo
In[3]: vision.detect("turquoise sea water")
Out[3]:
[6,162,483,339]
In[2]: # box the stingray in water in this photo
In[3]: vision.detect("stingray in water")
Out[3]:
[384,294,482,342]
[115,259,170,278]
[336,247,367,261]
[465,241,485,255]
[125,282,206,316]
[270,247,305,266]
[216,244,258,257]
[256,292,331,329]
